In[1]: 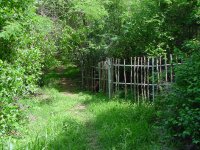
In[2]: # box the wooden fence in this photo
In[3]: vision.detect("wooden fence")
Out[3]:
[82,54,182,101]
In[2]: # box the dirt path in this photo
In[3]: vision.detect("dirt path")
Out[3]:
[86,122,101,150]
[67,102,101,150]
[67,101,101,150]
[58,68,101,150]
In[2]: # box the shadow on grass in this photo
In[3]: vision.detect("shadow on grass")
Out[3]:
[91,103,159,150]
[26,101,162,150]
[22,65,167,149]
[43,65,82,94]
[23,117,88,150]
[45,65,80,79]
[46,118,88,150]
[43,64,109,99]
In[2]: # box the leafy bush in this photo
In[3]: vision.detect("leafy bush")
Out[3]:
[0,99,22,137]
[15,48,43,93]
[0,0,59,98]
[0,50,42,99]
[157,49,200,148]
[0,60,25,99]
[0,0,58,137]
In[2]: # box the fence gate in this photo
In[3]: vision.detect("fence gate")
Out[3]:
[82,54,181,101]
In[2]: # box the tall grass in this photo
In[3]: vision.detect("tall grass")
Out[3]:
[86,97,163,150]
[1,89,165,150]
[0,66,171,149]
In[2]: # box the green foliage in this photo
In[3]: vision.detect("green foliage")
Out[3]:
[0,0,199,148]
[39,0,199,60]
[16,49,43,92]
[157,50,200,148]
[72,0,108,21]
[33,0,200,62]
[0,0,59,138]
[0,0,58,98]
[182,39,200,54]
[0,100,22,137]
[0,61,25,98]
[175,52,200,103]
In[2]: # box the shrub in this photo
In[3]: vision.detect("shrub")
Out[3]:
[0,1,58,137]
[0,60,25,99]
[157,50,200,148]
[0,99,22,137]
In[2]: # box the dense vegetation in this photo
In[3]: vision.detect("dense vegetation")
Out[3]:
[0,0,200,149]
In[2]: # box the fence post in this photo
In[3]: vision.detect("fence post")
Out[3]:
[107,58,113,99]
[98,63,101,92]
[152,57,155,101]
[81,60,84,89]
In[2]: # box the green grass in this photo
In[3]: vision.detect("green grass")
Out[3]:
[1,92,165,150]
[90,102,156,149]
[0,66,172,150]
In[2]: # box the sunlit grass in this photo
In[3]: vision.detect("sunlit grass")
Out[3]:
[86,98,161,150]
[0,66,171,149]
[1,89,165,150]
[0,86,169,150]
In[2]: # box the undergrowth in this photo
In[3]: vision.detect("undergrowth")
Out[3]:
[0,88,169,150]
[0,66,173,149]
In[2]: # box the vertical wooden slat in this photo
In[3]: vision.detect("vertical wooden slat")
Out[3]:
[170,54,173,82]
[102,64,104,92]
[141,57,144,99]
[156,57,159,92]
[90,65,91,91]
[101,62,103,91]
[81,60,84,89]
[87,66,89,90]
[107,58,113,99]
[111,58,114,97]
[104,62,106,92]
[147,57,150,100]
[98,63,101,92]
[94,67,95,91]
[92,66,93,90]
[131,57,133,99]
[176,55,178,64]
[92,67,93,92]
[159,56,162,91]
[118,59,120,91]
[102,62,103,91]
[124,59,127,98]
[93,67,95,91]
[165,54,168,82]
[134,57,137,101]
[106,62,108,93]
[100,62,102,91]
[105,64,107,93]
[152,57,155,101]
[106,64,108,93]
[144,57,146,100]
[93,67,95,92]
[137,57,140,102]
[159,56,162,82]
[115,59,117,93]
